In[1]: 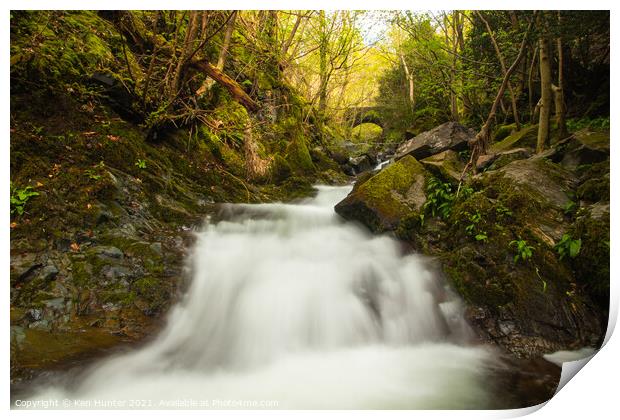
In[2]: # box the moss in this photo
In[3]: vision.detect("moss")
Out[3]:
[492,123,517,142]
[271,153,292,183]
[132,275,168,313]
[358,156,424,219]
[335,156,427,232]
[570,211,610,309]
[285,132,315,174]
[573,128,610,150]
[351,123,383,142]
[11,326,120,371]
[576,160,610,202]
[491,125,539,152]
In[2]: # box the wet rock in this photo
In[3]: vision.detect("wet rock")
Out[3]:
[38,265,59,282]
[149,242,163,257]
[349,155,373,173]
[28,308,43,322]
[335,155,429,232]
[329,150,349,165]
[10,253,40,282]
[90,246,124,259]
[341,163,356,176]
[101,265,132,283]
[395,122,474,161]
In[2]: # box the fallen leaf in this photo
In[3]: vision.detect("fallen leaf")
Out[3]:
[86,203,92,209]
[107,135,120,142]
[35,181,44,187]
[10,222,17,229]
[70,242,80,252]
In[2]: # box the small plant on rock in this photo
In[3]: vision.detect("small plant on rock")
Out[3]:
[510,238,534,263]
[423,177,454,219]
[10,183,39,216]
[555,234,581,260]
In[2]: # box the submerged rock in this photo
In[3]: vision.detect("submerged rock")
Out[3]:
[395,122,474,161]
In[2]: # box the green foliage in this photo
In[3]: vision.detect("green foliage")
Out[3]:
[84,161,105,180]
[563,200,577,216]
[567,116,610,132]
[135,159,147,169]
[464,210,488,242]
[351,123,383,143]
[495,204,513,218]
[509,238,534,263]
[423,177,454,219]
[10,183,39,216]
[555,234,582,260]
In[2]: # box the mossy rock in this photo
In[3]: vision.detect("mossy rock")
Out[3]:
[285,133,315,174]
[570,206,610,309]
[334,155,428,232]
[270,154,292,183]
[420,150,465,183]
[492,123,517,142]
[491,125,539,152]
[351,122,383,142]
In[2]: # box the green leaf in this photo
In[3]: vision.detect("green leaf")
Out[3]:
[569,239,581,258]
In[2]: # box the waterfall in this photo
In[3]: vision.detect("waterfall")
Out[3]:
[26,186,500,409]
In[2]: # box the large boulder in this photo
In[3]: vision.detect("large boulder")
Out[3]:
[490,125,539,153]
[560,128,609,170]
[334,155,428,232]
[394,122,474,161]
[476,148,531,172]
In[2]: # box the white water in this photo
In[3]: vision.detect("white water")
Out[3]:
[28,186,500,409]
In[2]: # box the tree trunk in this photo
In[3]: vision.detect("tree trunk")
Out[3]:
[400,54,416,115]
[281,13,303,58]
[318,11,328,118]
[528,44,539,123]
[455,12,472,117]
[555,12,568,138]
[537,35,552,153]
[463,16,533,178]
[191,60,259,111]
[170,11,200,98]
[244,124,269,180]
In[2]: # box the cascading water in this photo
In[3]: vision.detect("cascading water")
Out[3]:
[26,185,503,409]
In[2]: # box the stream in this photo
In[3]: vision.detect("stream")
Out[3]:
[25,185,511,409]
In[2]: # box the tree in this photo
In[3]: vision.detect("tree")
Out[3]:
[537,16,552,153]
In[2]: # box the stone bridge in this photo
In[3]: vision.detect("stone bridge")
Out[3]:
[343,106,384,128]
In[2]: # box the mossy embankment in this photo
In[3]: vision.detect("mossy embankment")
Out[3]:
[336,123,610,358]
[10,10,349,384]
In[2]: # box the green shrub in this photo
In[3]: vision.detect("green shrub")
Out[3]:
[10,183,39,216]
